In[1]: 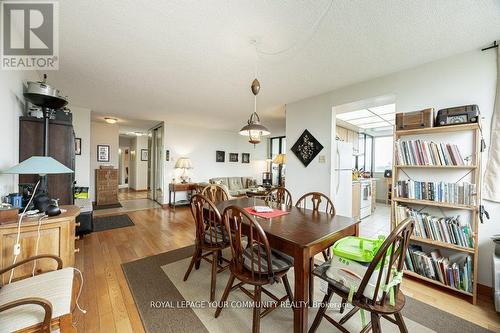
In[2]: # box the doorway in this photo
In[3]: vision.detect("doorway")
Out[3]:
[148,124,164,204]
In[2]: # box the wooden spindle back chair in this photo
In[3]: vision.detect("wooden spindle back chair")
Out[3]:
[183,194,230,301]
[295,192,335,215]
[264,187,293,208]
[202,184,229,204]
[310,218,415,333]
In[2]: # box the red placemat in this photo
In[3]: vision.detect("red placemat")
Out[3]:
[244,207,290,219]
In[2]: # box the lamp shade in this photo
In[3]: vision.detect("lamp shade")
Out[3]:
[2,156,74,175]
[272,154,286,165]
[175,157,193,169]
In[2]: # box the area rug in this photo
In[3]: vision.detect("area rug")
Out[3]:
[93,214,134,232]
[122,246,493,333]
[92,202,123,210]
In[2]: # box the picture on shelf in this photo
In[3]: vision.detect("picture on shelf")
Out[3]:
[216,150,225,162]
[141,149,149,161]
[229,153,238,162]
[242,153,250,163]
[97,144,110,162]
[75,138,82,155]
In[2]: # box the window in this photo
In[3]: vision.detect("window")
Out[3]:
[373,136,393,172]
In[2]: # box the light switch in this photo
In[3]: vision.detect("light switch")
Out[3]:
[318,155,326,163]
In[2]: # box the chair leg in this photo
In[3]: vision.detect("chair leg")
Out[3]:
[371,312,382,333]
[309,258,314,306]
[308,288,333,333]
[282,274,294,302]
[322,250,329,262]
[194,247,202,270]
[215,273,235,318]
[252,285,262,333]
[183,245,199,281]
[339,297,347,314]
[210,250,218,302]
[394,311,408,333]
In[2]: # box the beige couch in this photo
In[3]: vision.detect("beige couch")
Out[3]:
[209,177,258,197]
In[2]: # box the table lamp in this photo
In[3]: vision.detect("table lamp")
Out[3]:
[272,154,286,187]
[175,157,193,183]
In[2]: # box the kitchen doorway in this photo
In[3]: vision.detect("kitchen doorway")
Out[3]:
[148,124,164,204]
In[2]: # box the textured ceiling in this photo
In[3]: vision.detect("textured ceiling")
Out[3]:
[50,0,500,133]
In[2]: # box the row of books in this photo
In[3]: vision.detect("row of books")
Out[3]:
[405,246,473,293]
[394,204,474,248]
[394,139,467,166]
[394,180,476,206]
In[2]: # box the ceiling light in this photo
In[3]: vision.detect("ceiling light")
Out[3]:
[239,78,270,146]
[134,132,144,136]
[104,117,117,124]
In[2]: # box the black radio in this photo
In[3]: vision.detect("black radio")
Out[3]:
[435,105,479,126]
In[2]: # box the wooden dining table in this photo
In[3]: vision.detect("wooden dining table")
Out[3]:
[216,197,360,333]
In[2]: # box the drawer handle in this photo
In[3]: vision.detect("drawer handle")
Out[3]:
[75,236,80,241]
[74,248,80,253]
[75,222,81,227]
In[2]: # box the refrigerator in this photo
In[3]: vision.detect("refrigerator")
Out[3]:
[332,141,353,217]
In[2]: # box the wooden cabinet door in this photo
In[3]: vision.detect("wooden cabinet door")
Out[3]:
[352,182,361,220]
[371,179,377,212]
[336,126,348,142]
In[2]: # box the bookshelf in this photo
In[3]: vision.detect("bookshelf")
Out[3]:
[391,122,481,304]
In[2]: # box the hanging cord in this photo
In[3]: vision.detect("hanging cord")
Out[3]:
[255,0,334,56]
[31,215,48,276]
[9,178,41,284]
[72,267,87,328]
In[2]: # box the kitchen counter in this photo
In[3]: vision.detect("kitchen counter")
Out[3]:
[352,178,378,183]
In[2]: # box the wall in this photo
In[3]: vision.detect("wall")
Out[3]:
[130,136,148,191]
[286,50,498,287]
[71,106,91,188]
[90,122,119,200]
[162,123,268,204]
[0,71,40,197]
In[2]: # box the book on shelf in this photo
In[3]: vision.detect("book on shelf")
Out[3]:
[395,204,474,248]
[395,180,476,206]
[394,139,467,166]
[405,245,473,293]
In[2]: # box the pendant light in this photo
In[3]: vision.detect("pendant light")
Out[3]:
[239,78,270,145]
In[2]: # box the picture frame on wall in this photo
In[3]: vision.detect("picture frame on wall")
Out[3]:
[141,149,149,161]
[242,153,250,163]
[216,150,225,162]
[229,153,238,162]
[75,138,82,155]
[97,144,110,162]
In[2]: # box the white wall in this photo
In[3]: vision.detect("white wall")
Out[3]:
[162,123,269,204]
[90,122,119,200]
[286,50,498,287]
[0,71,40,197]
[130,136,148,191]
[71,106,91,188]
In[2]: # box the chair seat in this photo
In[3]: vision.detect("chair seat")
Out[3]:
[0,267,74,333]
[203,225,229,245]
[243,245,293,273]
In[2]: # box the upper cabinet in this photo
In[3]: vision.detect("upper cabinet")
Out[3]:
[336,126,359,152]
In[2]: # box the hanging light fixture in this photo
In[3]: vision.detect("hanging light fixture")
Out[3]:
[239,78,270,145]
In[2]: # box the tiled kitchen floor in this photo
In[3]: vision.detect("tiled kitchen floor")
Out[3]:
[358,202,391,238]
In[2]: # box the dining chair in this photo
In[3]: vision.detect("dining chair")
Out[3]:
[202,184,230,204]
[215,205,294,333]
[183,194,231,302]
[309,217,415,333]
[264,187,293,208]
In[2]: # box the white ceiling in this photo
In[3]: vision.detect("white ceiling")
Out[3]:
[49,0,500,133]
[91,112,161,136]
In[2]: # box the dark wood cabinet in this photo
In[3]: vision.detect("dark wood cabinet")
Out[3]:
[19,117,75,205]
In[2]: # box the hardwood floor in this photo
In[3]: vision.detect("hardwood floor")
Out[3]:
[73,206,500,332]
[118,188,148,201]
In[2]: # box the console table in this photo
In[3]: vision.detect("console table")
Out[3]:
[0,205,80,284]
[169,183,198,210]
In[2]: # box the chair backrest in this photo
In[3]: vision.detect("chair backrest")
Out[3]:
[355,218,414,306]
[201,184,229,204]
[190,194,226,246]
[265,187,293,208]
[223,205,275,281]
[295,192,335,215]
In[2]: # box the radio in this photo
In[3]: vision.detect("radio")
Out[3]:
[436,105,479,126]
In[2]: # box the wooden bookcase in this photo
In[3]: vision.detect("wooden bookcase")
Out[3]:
[391,122,481,304]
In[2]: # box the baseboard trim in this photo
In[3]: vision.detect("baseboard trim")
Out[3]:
[477,283,493,296]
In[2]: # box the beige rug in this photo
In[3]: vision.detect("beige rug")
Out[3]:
[161,253,432,333]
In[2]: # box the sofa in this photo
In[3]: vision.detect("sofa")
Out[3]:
[209,177,258,197]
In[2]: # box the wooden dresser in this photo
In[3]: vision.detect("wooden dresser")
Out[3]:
[0,205,79,284]
[95,168,119,205]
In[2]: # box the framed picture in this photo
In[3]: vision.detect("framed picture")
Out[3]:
[141,149,149,161]
[229,153,238,162]
[291,129,324,167]
[216,150,225,162]
[75,138,82,155]
[242,153,250,164]
[97,144,110,162]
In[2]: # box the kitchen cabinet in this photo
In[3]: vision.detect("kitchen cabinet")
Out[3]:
[336,126,359,152]
[371,179,377,212]
[352,182,360,221]
[336,126,348,142]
